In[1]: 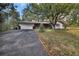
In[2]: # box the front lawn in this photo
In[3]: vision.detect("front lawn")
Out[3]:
[38,29,79,56]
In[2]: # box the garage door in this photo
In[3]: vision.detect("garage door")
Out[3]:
[19,24,34,29]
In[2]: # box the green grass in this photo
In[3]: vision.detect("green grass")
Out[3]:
[38,29,79,56]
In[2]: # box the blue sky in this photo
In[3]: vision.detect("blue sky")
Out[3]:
[14,3,27,16]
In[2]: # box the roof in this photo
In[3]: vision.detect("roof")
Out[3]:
[18,21,67,27]
[18,21,50,24]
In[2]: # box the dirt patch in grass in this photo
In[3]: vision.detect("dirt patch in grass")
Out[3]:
[38,29,79,56]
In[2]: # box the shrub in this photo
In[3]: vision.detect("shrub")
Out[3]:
[39,24,45,32]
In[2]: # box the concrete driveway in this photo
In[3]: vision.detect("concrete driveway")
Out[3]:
[0,30,48,56]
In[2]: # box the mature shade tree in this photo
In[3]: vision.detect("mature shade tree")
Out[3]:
[22,4,38,21]
[0,3,20,31]
[0,3,10,23]
[8,4,20,29]
[0,3,11,31]
[23,3,79,29]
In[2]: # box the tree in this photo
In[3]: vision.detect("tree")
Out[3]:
[0,3,11,31]
[0,3,20,31]
[23,3,79,29]
[8,4,20,29]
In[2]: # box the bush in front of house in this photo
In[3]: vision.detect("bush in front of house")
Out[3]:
[39,24,45,32]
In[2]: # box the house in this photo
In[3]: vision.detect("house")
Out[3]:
[18,21,51,30]
[18,21,66,30]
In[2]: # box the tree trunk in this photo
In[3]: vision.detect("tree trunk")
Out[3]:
[53,15,58,29]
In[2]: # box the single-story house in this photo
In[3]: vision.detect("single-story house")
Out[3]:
[18,21,66,30]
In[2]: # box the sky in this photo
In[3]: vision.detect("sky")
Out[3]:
[14,3,27,16]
